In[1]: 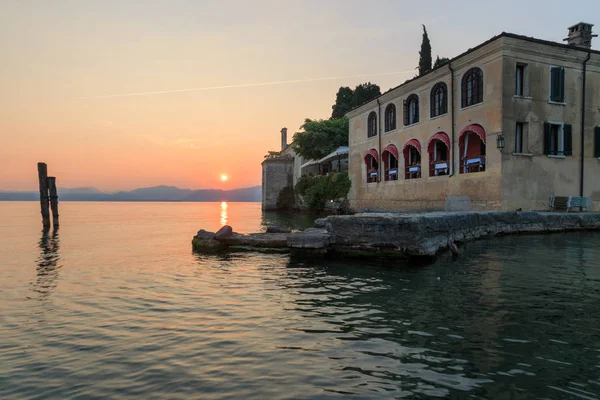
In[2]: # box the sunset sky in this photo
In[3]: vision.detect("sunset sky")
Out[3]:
[1,0,598,191]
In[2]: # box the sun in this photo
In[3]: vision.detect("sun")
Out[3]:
[221,174,228,181]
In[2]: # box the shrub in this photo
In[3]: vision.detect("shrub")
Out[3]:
[295,175,312,197]
[294,172,351,211]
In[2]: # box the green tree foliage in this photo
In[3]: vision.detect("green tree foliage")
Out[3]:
[291,117,349,161]
[434,56,450,69]
[418,25,432,76]
[331,86,354,119]
[264,151,282,159]
[352,82,381,108]
[331,83,381,119]
[295,173,352,211]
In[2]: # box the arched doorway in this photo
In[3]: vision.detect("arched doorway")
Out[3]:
[403,139,422,179]
[428,132,450,176]
[381,144,399,181]
[459,124,486,174]
[364,149,379,183]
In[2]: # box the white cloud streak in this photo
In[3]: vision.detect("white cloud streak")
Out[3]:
[80,71,415,99]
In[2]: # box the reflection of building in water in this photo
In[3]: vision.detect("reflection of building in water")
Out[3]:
[32,229,61,297]
[220,201,228,227]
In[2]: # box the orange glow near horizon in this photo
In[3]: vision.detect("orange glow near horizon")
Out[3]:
[0,3,419,192]
[6,3,578,191]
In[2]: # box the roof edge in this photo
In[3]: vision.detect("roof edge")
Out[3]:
[345,31,600,118]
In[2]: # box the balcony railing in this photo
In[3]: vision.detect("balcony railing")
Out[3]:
[405,164,421,179]
[367,171,378,183]
[461,156,486,174]
[430,160,449,177]
[384,169,399,181]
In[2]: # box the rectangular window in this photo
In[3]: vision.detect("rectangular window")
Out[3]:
[516,64,525,96]
[544,122,572,156]
[515,122,524,153]
[549,67,565,103]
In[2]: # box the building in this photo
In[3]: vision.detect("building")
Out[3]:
[346,23,600,212]
[261,128,298,210]
[262,128,349,210]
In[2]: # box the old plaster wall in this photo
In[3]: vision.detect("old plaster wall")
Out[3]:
[261,157,294,210]
[347,42,504,211]
[500,37,600,211]
[280,145,305,185]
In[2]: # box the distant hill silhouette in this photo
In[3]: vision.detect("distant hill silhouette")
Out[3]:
[0,185,262,202]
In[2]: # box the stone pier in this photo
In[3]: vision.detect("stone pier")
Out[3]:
[192,212,600,259]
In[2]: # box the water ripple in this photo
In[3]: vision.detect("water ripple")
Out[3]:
[1,203,600,399]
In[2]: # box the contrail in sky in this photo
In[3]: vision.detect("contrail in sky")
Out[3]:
[80,70,414,99]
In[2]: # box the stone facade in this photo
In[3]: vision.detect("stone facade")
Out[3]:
[261,156,294,210]
[261,128,305,210]
[347,29,600,212]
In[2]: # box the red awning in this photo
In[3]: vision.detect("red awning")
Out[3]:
[427,132,451,149]
[403,139,421,153]
[381,144,398,159]
[364,148,378,163]
[459,124,486,143]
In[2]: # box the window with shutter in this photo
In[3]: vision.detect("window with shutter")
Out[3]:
[559,68,565,102]
[563,124,572,156]
[404,94,419,125]
[545,122,571,157]
[595,126,600,158]
[550,67,565,103]
[367,112,377,138]
[543,122,551,155]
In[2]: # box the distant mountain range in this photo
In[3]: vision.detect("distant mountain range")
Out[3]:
[0,185,262,202]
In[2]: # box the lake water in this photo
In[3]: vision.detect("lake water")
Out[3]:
[1,202,600,399]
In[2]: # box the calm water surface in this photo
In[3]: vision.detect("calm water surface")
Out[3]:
[1,202,600,399]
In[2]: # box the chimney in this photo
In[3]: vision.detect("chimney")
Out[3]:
[281,127,288,151]
[564,22,597,49]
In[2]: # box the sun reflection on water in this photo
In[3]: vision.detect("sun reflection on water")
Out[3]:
[220,201,228,227]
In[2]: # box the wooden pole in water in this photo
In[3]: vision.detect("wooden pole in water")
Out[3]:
[48,177,59,228]
[37,163,50,230]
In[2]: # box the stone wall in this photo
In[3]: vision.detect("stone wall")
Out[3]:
[323,211,600,257]
[261,157,294,210]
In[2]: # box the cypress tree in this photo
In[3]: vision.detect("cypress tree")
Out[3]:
[418,25,432,76]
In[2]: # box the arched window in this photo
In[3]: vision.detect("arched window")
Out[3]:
[403,95,419,126]
[364,149,379,183]
[384,104,396,132]
[459,124,487,174]
[382,144,399,181]
[461,68,483,108]
[367,112,377,138]
[403,139,422,179]
[430,82,448,117]
[427,132,450,176]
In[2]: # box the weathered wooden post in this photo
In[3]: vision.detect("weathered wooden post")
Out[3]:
[48,177,59,228]
[37,163,51,229]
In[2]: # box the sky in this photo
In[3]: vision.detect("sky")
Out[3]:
[1,0,599,191]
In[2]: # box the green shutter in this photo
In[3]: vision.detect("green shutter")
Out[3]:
[543,122,551,155]
[595,126,600,158]
[559,67,565,102]
[550,67,565,102]
[563,124,573,156]
[550,68,560,101]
